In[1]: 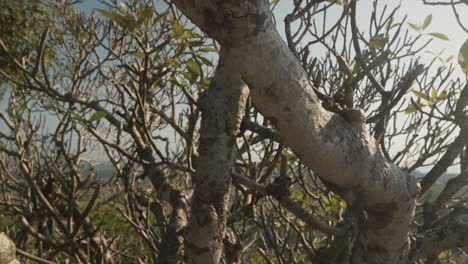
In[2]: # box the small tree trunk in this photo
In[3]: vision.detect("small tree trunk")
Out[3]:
[184,49,249,264]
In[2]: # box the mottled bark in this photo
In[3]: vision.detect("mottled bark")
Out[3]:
[159,189,189,264]
[0,233,19,264]
[145,168,189,264]
[172,1,419,263]
[185,49,249,264]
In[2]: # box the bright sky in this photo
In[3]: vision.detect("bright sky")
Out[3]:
[273,0,466,71]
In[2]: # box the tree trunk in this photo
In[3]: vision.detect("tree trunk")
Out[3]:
[185,49,249,264]
[172,1,420,263]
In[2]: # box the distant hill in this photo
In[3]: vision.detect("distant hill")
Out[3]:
[95,163,116,179]
[412,170,465,201]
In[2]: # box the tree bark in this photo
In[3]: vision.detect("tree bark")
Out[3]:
[185,49,249,264]
[0,233,20,264]
[172,1,420,263]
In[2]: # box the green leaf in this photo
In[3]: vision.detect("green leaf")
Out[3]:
[199,47,219,53]
[198,78,212,90]
[422,14,432,30]
[458,39,468,75]
[153,12,168,25]
[131,51,145,59]
[90,110,107,121]
[165,57,181,68]
[412,90,430,101]
[407,22,420,31]
[171,20,185,38]
[151,79,161,92]
[404,103,423,114]
[405,105,417,114]
[186,59,201,76]
[137,5,153,25]
[179,31,197,39]
[438,250,449,260]
[186,41,204,47]
[428,32,449,40]
[96,9,121,22]
[181,71,196,84]
[282,150,297,163]
[445,55,454,63]
[369,34,387,49]
[96,8,136,30]
[178,28,202,40]
[171,74,184,87]
[431,87,438,100]
[385,17,394,30]
[324,0,343,5]
[437,91,448,100]
[197,56,214,66]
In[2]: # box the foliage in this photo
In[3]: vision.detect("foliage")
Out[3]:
[459,39,468,75]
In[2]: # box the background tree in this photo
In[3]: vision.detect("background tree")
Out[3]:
[0,0,467,263]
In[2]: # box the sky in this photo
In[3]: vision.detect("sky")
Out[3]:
[273,0,466,70]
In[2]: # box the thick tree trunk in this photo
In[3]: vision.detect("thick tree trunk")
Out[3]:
[172,1,419,263]
[185,49,248,264]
